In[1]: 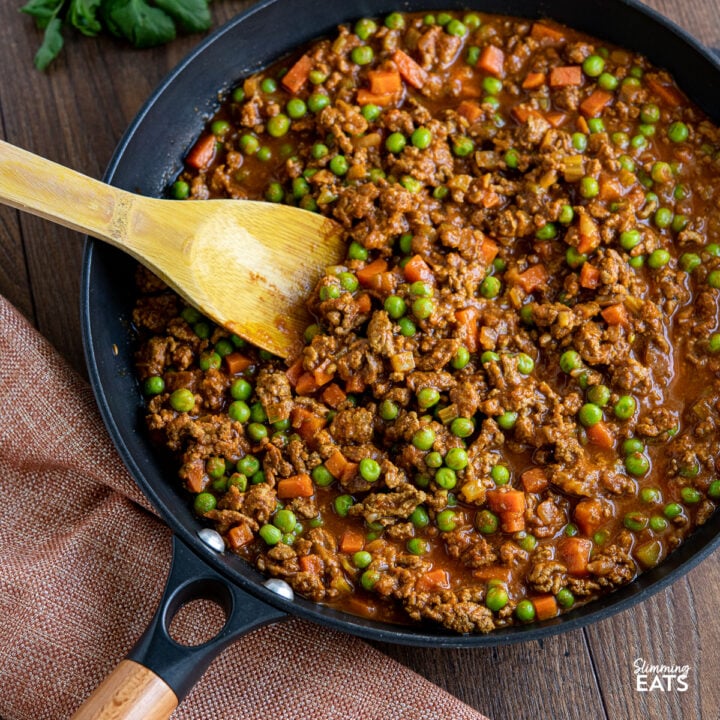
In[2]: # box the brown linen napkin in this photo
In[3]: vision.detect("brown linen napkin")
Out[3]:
[0,296,488,720]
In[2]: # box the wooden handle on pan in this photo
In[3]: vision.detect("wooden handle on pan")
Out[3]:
[70,659,178,720]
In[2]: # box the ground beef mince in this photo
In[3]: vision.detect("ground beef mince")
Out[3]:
[134,11,720,633]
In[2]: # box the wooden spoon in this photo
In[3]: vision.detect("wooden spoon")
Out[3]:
[0,139,344,358]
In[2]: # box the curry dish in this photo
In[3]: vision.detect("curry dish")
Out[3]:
[133,11,720,632]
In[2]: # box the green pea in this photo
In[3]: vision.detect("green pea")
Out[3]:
[466,46,480,66]
[386,132,407,154]
[625,452,650,476]
[378,399,399,421]
[624,511,649,532]
[481,351,500,365]
[237,455,260,476]
[516,353,534,375]
[588,118,605,134]
[412,427,436,451]
[566,247,587,269]
[663,502,683,519]
[535,223,557,240]
[436,509,458,532]
[611,131,629,148]
[446,19,467,37]
[231,86,245,102]
[273,508,297,533]
[649,515,668,532]
[706,243,720,257]
[630,134,647,150]
[360,569,380,590]
[361,103,382,124]
[558,204,574,225]
[171,179,190,199]
[250,470,266,485]
[564,523,578,537]
[559,351,583,378]
[452,346,470,370]
[572,133,588,152]
[351,45,374,66]
[497,411,518,430]
[614,395,637,420]
[482,76,503,95]
[267,113,290,138]
[556,588,575,608]
[515,599,536,622]
[709,333,720,353]
[410,506,430,529]
[412,297,434,319]
[667,121,689,143]
[619,229,642,251]
[579,403,603,427]
[598,72,618,91]
[228,473,247,492]
[580,176,599,199]
[416,388,439,410]
[452,136,474,157]
[398,317,416,337]
[618,154,635,172]
[623,438,644,456]
[329,155,349,176]
[672,214,689,233]
[334,494,354,517]
[259,524,282,545]
[629,255,645,269]
[246,422,267,443]
[587,384,611,407]
[260,77,277,93]
[285,98,307,120]
[707,480,720,499]
[193,321,210,339]
[450,417,474,438]
[680,486,701,504]
[707,270,720,289]
[352,550,372,569]
[354,17,377,39]
[582,54,605,77]
[411,127,433,149]
[308,92,330,113]
[265,182,284,203]
[311,464,334,487]
[654,208,674,229]
[359,457,381,483]
[445,448,469,471]
[477,272,504,299]
[594,530,609,545]
[485,585,509,611]
[193,492,217,515]
[256,146,272,162]
[170,388,194,412]
[143,375,165,396]
[490,464,510,486]
[384,11,405,29]
[347,241,368,261]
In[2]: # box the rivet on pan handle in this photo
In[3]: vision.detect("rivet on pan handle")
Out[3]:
[70,534,288,720]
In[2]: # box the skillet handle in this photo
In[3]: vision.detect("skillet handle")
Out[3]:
[71,534,288,720]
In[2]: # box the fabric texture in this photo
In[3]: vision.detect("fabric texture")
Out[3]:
[0,296,487,720]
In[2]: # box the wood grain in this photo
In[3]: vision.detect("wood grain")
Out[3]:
[0,2,718,719]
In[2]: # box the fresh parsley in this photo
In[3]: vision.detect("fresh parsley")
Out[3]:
[20,0,213,69]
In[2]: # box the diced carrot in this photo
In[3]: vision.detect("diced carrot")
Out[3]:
[598,177,623,202]
[500,511,525,533]
[579,262,601,289]
[282,54,312,94]
[183,459,207,493]
[368,69,402,95]
[227,523,254,550]
[478,237,499,265]
[579,89,614,118]
[487,489,526,514]
[312,364,335,387]
[355,292,372,314]
[295,372,319,396]
[645,75,685,108]
[456,100,483,122]
[224,352,252,375]
[573,499,606,536]
[558,536,592,576]
[454,307,479,353]
[548,66,582,88]
[339,529,365,554]
[522,72,546,90]
[511,105,544,124]
[515,264,548,294]
[356,258,388,287]
[299,554,323,574]
[576,115,590,134]
[324,449,358,483]
[186,134,216,170]
[392,49,428,89]
[586,421,615,449]
[321,383,347,409]
[365,271,396,295]
[545,111,567,128]
[416,568,450,591]
[277,473,314,499]
[601,303,629,327]
[531,594,559,621]
[478,45,505,77]
[521,467,548,494]
[344,374,366,394]
[356,89,396,107]
[577,212,601,254]
[530,22,566,43]
[290,406,326,442]
[471,566,512,583]
[285,357,304,387]
[403,254,434,284]
[345,596,379,619]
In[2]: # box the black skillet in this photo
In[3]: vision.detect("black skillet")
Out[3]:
[79,0,720,716]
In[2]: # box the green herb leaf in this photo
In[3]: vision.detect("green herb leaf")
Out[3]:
[33,15,64,70]
[154,0,211,33]
[69,0,102,36]
[20,0,64,30]
[102,0,176,48]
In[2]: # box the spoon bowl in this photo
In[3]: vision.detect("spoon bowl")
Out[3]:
[0,139,343,358]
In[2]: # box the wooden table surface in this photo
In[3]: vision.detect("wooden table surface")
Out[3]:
[1,2,718,718]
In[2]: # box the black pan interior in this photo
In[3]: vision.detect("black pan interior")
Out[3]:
[82,0,720,647]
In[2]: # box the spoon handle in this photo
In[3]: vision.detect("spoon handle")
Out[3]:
[0,138,129,243]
